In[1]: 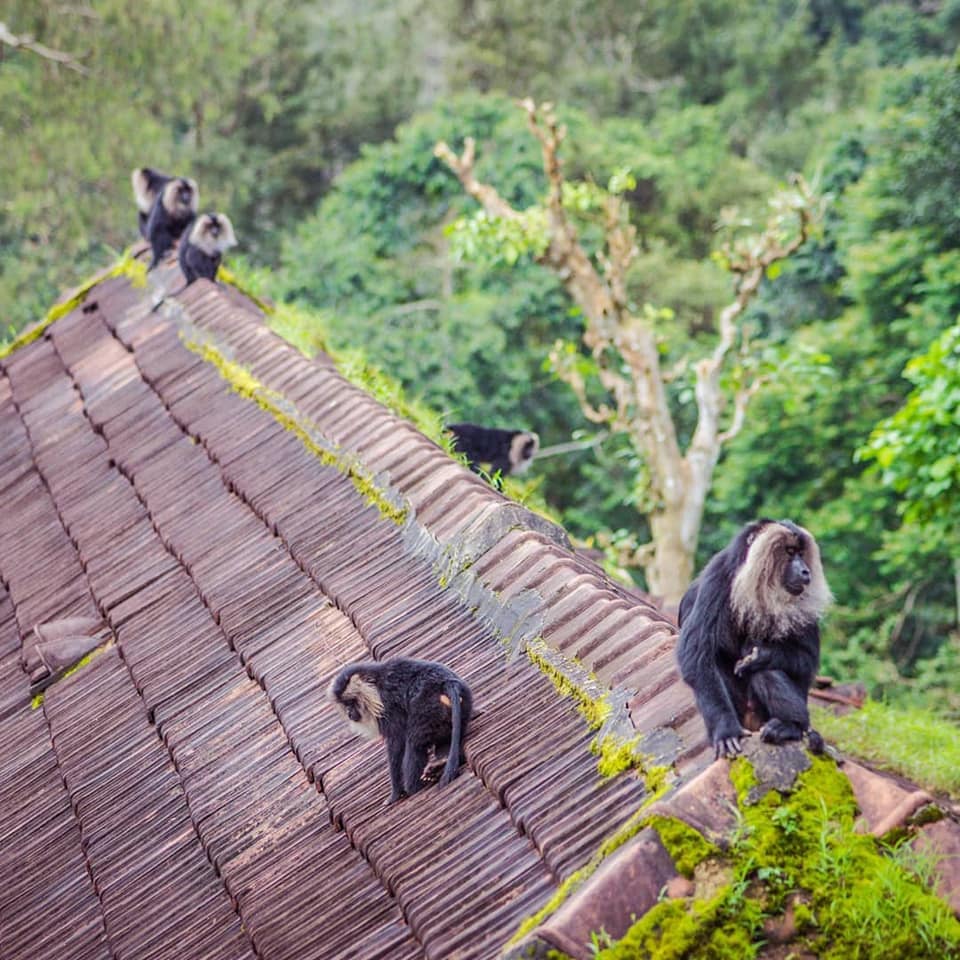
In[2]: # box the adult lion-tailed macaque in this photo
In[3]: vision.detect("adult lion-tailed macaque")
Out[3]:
[447,422,539,482]
[132,167,171,238]
[677,519,832,759]
[328,658,473,803]
[140,174,199,268]
[177,213,237,285]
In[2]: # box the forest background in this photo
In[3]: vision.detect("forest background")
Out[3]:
[4,0,960,719]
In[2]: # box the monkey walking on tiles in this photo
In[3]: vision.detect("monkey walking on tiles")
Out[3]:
[447,422,539,485]
[329,658,473,803]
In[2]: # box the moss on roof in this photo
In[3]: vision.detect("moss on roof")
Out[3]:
[183,337,409,525]
[587,756,960,960]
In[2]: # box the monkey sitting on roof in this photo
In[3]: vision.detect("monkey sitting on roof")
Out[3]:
[178,213,237,285]
[131,167,199,268]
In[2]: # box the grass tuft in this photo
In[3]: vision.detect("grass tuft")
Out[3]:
[813,700,960,797]
[591,756,960,959]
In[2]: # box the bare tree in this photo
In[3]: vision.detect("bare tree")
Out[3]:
[0,22,89,74]
[436,99,820,605]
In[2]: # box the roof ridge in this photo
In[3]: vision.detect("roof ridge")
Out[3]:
[156,273,696,772]
[0,256,712,960]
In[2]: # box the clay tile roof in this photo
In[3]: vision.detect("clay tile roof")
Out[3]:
[0,251,704,960]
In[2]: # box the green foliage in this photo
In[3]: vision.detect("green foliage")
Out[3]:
[860,324,960,555]
[446,208,549,267]
[595,758,960,959]
[813,700,960,796]
[275,94,575,430]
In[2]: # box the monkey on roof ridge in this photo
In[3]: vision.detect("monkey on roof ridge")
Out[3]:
[132,167,199,269]
[677,518,832,759]
[447,422,539,483]
[177,213,237,285]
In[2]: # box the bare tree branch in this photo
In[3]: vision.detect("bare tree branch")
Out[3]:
[598,195,637,311]
[537,431,609,459]
[0,21,89,74]
[549,348,622,426]
[434,138,521,222]
[718,376,769,445]
[521,98,566,219]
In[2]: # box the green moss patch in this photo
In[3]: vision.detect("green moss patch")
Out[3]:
[525,638,612,731]
[813,700,960,798]
[523,638,669,789]
[508,802,664,947]
[507,640,674,946]
[1,248,145,360]
[593,756,960,959]
[647,815,719,878]
[215,264,275,315]
[513,810,718,952]
[593,888,761,960]
[30,645,109,708]
[184,338,408,525]
[594,733,647,778]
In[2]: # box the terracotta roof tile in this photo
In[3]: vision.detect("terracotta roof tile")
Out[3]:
[0,258,707,959]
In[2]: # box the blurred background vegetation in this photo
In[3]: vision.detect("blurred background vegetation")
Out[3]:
[4,0,960,717]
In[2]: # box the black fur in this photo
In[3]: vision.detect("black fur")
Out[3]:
[329,658,473,803]
[448,422,538,481]
[677,519,825,759]
[145,178,198,269]
[179,240,220,284]
[734,643,825,753]
[178,213,235,285]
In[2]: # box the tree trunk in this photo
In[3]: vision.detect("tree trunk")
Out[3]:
[647,504,696,606]
[642,447,717,605]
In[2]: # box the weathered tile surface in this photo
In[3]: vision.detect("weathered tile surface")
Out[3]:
[0,259,704,959]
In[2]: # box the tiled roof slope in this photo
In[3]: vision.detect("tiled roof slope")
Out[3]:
[0,255,702,960]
